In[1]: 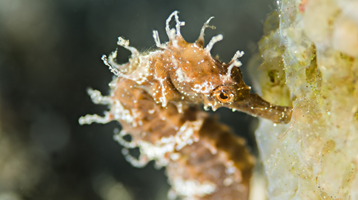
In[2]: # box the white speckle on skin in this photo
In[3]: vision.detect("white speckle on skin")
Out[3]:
[176,68,192,82]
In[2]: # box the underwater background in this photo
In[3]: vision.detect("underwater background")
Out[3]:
[0,0,272,199]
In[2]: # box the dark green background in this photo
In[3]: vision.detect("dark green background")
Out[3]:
[0,0,273,199]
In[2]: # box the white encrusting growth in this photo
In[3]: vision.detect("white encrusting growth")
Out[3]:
[169,178,217,199]
[176,68,192,83]
[78,88,137,126]
[197,16,216,44]
[111,99,137,126]
[174,120,202,150]
[158,78,168,107]
[205,34,223,52]
[86,88,112,105]
[165,11,185,40]
[113,129,137,148]
[78,112,112,125]
[114,120,203,168]
[192,81,215,94]
[79,88,113,125]
[117,37,139,56]
[102,38,138,77]
[226,50,244,77]
[102,55,122,77]
[102,37,141,78]
[106,50,122,70]
[104,38,160,86]
[152,30,166,49]
[121,147,149,168]
[231,50,245,64]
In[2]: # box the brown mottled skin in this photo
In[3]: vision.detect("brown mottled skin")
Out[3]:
[113,77,254,200]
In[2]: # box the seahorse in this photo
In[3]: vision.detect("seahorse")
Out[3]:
[79,11,292,200]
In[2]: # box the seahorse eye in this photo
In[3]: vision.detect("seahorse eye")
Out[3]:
[219,92,229,100]
[213,86,235,104]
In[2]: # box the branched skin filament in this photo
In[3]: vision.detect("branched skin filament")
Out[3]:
[79,11,292,200]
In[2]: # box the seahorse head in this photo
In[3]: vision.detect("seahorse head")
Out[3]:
[166,35,250,111]
[102,11,292,123]
[160,11,292,123]
[152,11,251,111]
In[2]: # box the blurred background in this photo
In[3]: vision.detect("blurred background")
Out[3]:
[0,0,273,199]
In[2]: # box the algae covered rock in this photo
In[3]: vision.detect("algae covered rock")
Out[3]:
[250,0,358,199]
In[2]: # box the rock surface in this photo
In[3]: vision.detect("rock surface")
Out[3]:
[250,0,358,199]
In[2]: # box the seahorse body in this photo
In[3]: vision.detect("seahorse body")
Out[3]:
[79,11,292,200]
